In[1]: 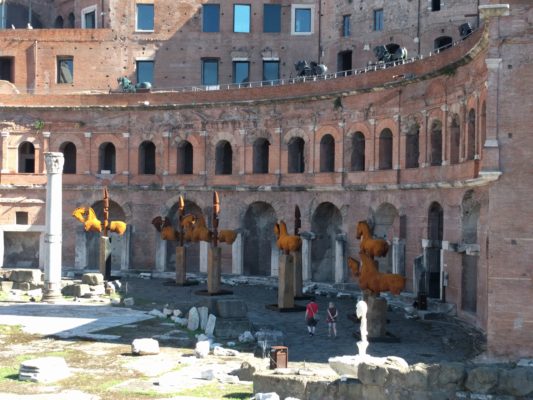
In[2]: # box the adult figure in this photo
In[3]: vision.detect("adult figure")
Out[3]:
[305,299,319,336]
[327,301,338,338]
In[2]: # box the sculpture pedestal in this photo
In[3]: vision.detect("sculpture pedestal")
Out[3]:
[367,295,387,339]
[207,246,221,294]
[175,246,186,285]
[278,253,295,309]
[99,236,112,281]
[293,250,303,298]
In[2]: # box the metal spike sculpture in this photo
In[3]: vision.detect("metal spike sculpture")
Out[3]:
[178,195,185,247]
[212,191,220,247]
[294,205,301,236]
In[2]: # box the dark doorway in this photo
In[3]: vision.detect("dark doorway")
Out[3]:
[215,140,232,175]
[139,141,156,174]
[467,109,476,160]
[450,114,460,165]
[379,129,393,170]
[243,202,277,276]
[427,202,443,298]
[434,36,453,51]
[350,132,365,171]
[60,142,76,174]
[177,140,193,174]
[99,142,116,174]
[18,142,35,173]
[320,134,335,172]
[311,202,342,282]
[288,137,305,173]
[337,51,352,75]
[405,123,420,168]
[253,138,270,174]
[461,190,479,313]
[430,121,442,166]
[0,57,14,82]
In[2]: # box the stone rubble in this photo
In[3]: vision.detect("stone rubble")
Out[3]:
[19,357,71,383]
[131,338,160,355]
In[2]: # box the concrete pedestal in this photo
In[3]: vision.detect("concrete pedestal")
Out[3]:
[278,253,295,309]
[366,295,388,339]
[207,246,221,294]
[175,246,186,285]
[99,236,112,280]
[293,250,303,297]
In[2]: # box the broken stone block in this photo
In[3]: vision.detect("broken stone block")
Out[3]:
[131,338,160,355]
[1,281,14,292]
[195,340,210,358]
[19,357,70,383]
[9,269,43,285]
[198,306,209,330]
[123,297,134,306]
[215,299,248,318]
[13,282,30,291]
[205,314,216,336]
[81,273,104,286]
[187,307,200,331]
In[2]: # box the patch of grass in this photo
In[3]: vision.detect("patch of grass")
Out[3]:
[0,365,19,381]
[174,382,253,399]
[0,291,8,301]
[59,373,126,395]
[0,325,22,335]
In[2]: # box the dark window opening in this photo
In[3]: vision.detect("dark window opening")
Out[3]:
[99,142,116,174]
[431,0,441,11]
[203,4,220,32]
[430,121,442,166]
[467,109,476,160]
[83,10,96,28]
[136,4,154,31]
[18,142,35,173]
[405,125,420,168]
[136,60,154,85]
[202,59,219,86]
[16,211,28,225]
[253,138,270,174]
[320,134,335,172]
[263,61,279,82]
[215,141,232,175]
[60,142,77,174]
[450,115,460,165]
[57,57,73,84]
[373,9,383,31]
[350,132,365,171]
[379,129,393,170]
[337,51,352,74]
[263,4,281,33]
[233,61,249,84]
[0,57,14,83]
[288,137,305,173]
[434,36,453,51]
[139,141,156,175]
[342,15,351,37]
[67,13,75,28]
[54,16,64,28]
[177,141,193,174]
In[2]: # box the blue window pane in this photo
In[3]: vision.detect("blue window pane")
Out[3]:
[203,4,220,32]
[263,4,281,33]
[57,58,73,83]
[233,62,249,84]
[343,15,350,37]
[295,8,311,33]
[137,4,154,31]
[234,4,251,33]
[374,9,383,31]
[202,60,218,85]
[84,11,95,28]
[263,61,279,81]
[137,61,154,84]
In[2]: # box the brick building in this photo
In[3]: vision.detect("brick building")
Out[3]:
[0,0,531,359]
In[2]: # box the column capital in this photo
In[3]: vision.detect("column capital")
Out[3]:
[84,132,92,138]
[485,58,502,70]
[368,118,376,126]
[42,131,51,138]
[122,132,130,138]
[44,152,64,174]
[479,4,510,20]
[440,104,448,112]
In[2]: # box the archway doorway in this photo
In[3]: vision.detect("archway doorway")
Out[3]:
[427,202,443,298]
[311,202,342,282]
[461,190,479,313]
[243,202,277,276]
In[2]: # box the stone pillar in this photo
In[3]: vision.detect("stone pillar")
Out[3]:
[334,233,346,283]
[366,295,387,339]
[39,232,46,270]
[270,245,280,277]
[154,238,167,272]
[200,241,208,273]
[99,236,112,280]
[440,104,449,165]
[0,229,4,267]
[120,225,131,272]
[231,232,243,275]
[74,227,87,269]
[300,232,315,281]
[41,131,50,174]
[278,253,295,309]
[392,237,405,276]
[207,246,221,294]
[481,57,502,173]
[175,246,186,285]
[1,131,9,173]
[42,152,64,302]
[293,250,303,297]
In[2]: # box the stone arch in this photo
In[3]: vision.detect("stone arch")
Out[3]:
[378,128,393,170]
[59,141,77,174]
[18,141,35,173]
[449,113,461,165]
[98,142,116,174]
[430,120,442,166]
[215,140,232,175]
[373,203,399,273]
[253,138,270,174]
[177,140,193,174]
[311,202,342,283]
[461,190,480,313]
[243,202,277,276]
[139,140,156,175]
[467,108,476,160]
[427,201,444,298]
[86,200,127,272]
[319,134,335,172]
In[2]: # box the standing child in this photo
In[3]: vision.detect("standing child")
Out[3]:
[305,299,319,336]
[327,301,338,338]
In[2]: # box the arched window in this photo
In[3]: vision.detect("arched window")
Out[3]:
[288,137,305,173]
[428,202,443,241]
[215,140,232,175]
[54,16,64,28]
[139,141,156,174]
[434,36,452,51]
[405,123,420,168]
[319,134,335,172]
[467,109,476,160]
[450,114,460,164]
[99,142,116,174]
[350,132,365,171]
[67,13,75,28]
[430,121,442,166]
[177,140,193,174]
[18,142,35,173]
[379,129,393,170]
[253,138,270,174]
[60,142,76,174]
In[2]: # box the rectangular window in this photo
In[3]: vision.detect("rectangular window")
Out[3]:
[342,15,351,37]
[263,4,281,33]
[16,211,28,225]
[203,4,220,32]
[292,5,314,35]
[136,3,154,31]
[234,4,251,33]
[82,6,96,29]
[202,59,219,85]
[431,0,441,11]
[136,60,154,84]
[373,9,383,31]
[263,60,279,82]
[233,61,250,84]
[57,57,73,84]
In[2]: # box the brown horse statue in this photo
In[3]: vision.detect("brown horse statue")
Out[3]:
[356,220,389,258]
[348,253,405,296]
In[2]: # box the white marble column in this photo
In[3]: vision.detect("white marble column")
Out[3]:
[334,233,346,283]
[43,152,64,302]
[300,232,316,281]
[231,232,243,275]
[200,241,209,273]
[270,245,280,277]
[154,237,167,272]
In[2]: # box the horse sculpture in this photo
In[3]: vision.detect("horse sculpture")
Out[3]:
[180,213,237,245]
[274,220,302,254]
[294,60,328,77]
[356,220,389,258]
[348,253,405,296]
[117,76,152,93]
[72,206,127,235]
[151,216,180,241]
[373,44,407,63]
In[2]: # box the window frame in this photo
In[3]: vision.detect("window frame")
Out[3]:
[202,58,219,86]
[57,56,74,84]
[291,4,314,35]
[263,59,280,82]
[81,5,97,29]
[136,3,154,32]
[136,59,154,85]
[233,60,250,84]
[373,9,383,32]
[342,15,351,37]
[431,0,441,12]
[263,4,281,33]
[202,4,220,33]
[233,4,251,33]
